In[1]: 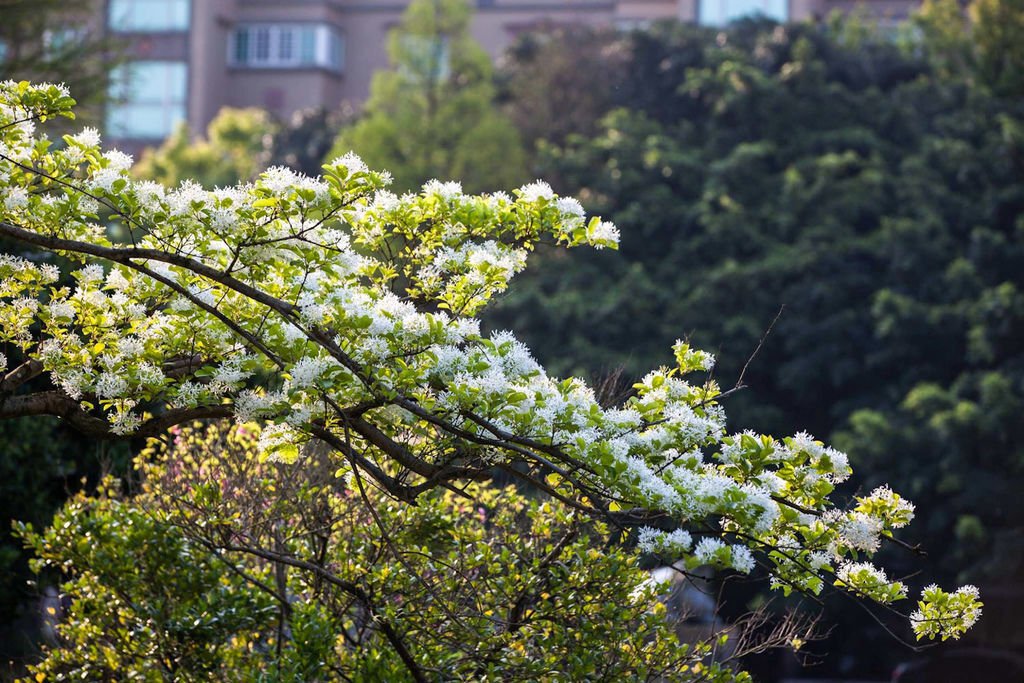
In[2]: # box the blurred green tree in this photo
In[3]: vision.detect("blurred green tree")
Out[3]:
[325,0,527,193]
[134,108,277,187]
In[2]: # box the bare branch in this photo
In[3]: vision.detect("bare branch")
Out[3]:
[218,542,428,683]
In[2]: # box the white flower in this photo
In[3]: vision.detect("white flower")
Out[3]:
[3,186,28,210]
[808,551,832,571]
[110,408,141,435]
[78,264,104,284]
[137,362,165,386]
[636,527,661,553]
[821,446,851,482]
[555,196,585,218]
[835,562,906,604]
[637,527,693,555]
[257,423,303,462]
[105,150,133,171]
[39,263,59,283]
[331,151,368,177]
[588,220,620,248]
[694,537,726,564]
[88,167,122,193]
[134,181,166,204]
[172,380,203,408]
[105,268,131,291]
[861,485,916,527]
[94,372,128,399]
[840,512,883,554]
[70,127,101,148]
[166,180,207,216]
[299,300,327,325]
[789,431,824,457]
[518,181,554,203]
[488,191,512,205]
[423,179,462,201]
[356,336,390,363]
[730,545,756,573]
[47,300,75,321]
[372,190,400,212]
[213,358,251,386]
[261,166,298,194]
[282,323,306,343]
[289,356,332,390]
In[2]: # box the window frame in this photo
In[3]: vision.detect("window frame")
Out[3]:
[228,23,345,73]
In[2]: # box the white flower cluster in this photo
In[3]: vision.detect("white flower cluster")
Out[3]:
[835,561,905,603]
[910,584,982,640]
[637,527,693,555]
[423,179,463,201]
[839,512,883,553]
[518,181,555,203]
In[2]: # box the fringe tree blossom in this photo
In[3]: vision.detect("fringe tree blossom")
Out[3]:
[0,81,982,644]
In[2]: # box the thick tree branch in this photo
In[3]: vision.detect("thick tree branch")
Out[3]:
[0,220,298,318]
[0,389,232,438]
[0,358,43,394]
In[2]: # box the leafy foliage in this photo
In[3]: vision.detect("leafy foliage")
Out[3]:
[19,421,748,682]
[916,0,1024,98]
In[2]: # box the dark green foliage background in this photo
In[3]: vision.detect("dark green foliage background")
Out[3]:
[488,15,1024,672]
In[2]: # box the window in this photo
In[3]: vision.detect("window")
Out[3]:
[109,0,190,31]
[699,0,787,25]
[229,24,344,72]
[106,61,188,139]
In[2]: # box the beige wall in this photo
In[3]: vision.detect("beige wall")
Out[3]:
[224,69,345,116]
[189,0,235,131]
[332,10,396,105]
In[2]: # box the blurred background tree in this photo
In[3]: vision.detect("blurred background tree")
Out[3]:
[135,106,359,188]
[325,0,526,193]
[915,0,1024,98]
[0,0,119,125]
[497,25,628,151]
[134,108,277,187]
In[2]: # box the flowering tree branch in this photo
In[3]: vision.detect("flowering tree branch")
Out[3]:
[0,81,983,644]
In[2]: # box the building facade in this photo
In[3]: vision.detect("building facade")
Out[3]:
[103,0,918,149]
